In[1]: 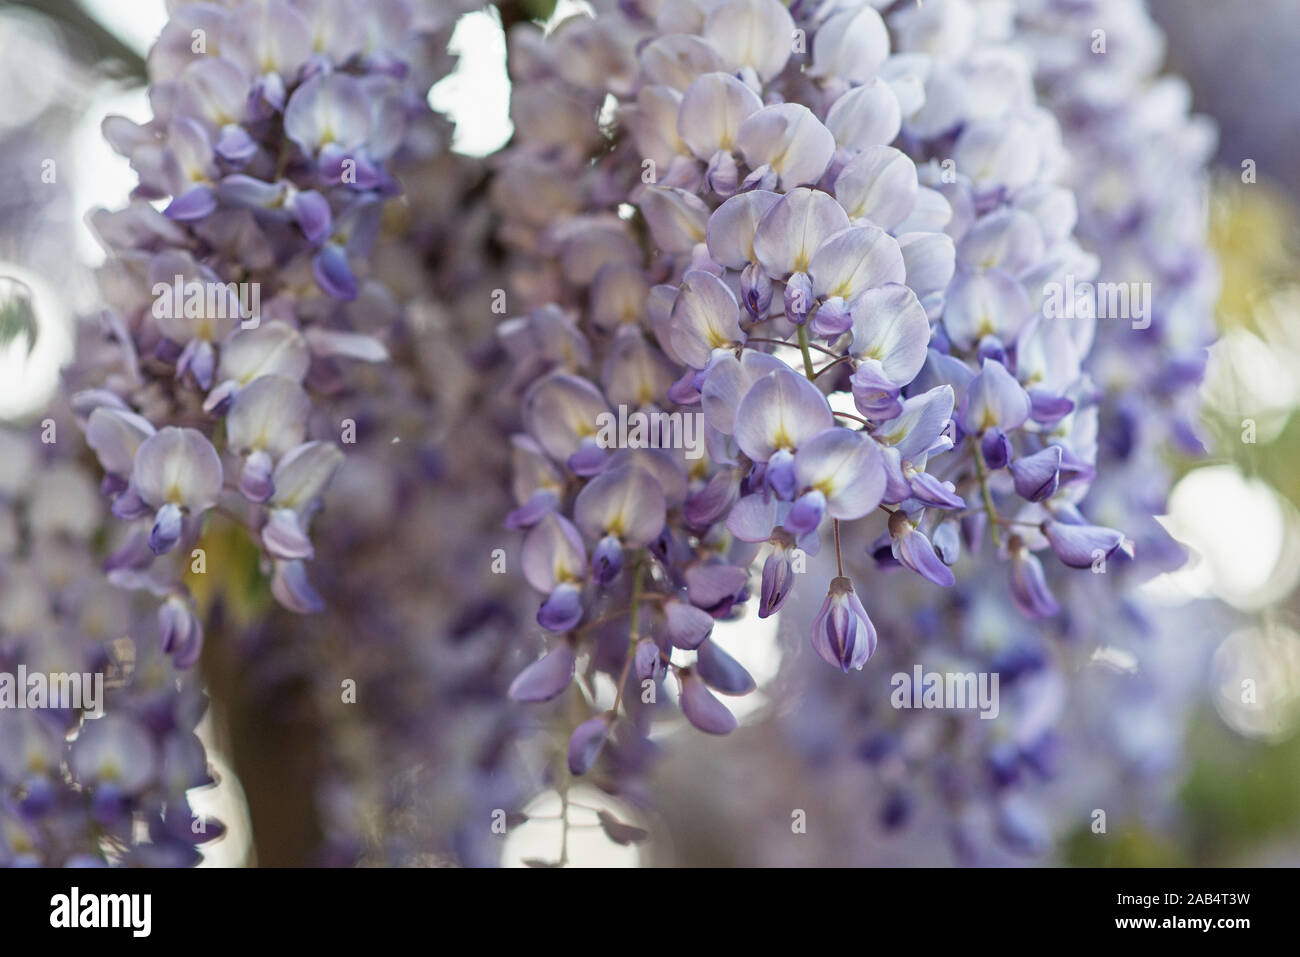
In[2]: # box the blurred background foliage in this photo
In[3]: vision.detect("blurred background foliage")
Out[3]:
[1171,178,1300,866]
[1060,176,1300,866]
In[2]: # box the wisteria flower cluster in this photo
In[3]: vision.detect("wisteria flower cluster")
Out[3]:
[711,0,1220,862]
[1,417,218,867]
[3,0,535,867]
[81,0,460,664]
[496,0,1140,785]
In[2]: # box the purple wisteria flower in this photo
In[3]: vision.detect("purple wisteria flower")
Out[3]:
[7,0,546,871]
[495,0,1105,746]
[745,0,1222,866]
[810,577,879,672]
[486,0,1219,867]
[74,0,452,667]
[1,422,220,867]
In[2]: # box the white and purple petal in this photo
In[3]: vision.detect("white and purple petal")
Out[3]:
[809,223,905,302]
[737,103,835,191]
[848,283,931,387]
[573,467,667,548]
[678,72,763,160]
[669,269,744,370]
[733,366,834,462]
[793,428,886,519]
[521,512,588,594]
[834,146,918,231]
[131,427,223,513]
[753,187,851,279]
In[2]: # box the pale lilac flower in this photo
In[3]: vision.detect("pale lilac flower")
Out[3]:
[847,284,930,386]
[1042,519,1127,569]
[522,513,589,633]
[1008,536,1060,620]
[695,638,755,695]
[158,594,204,668]
[809,577,877,672]
[509,644,577,703]
[568,714,612,774]
[961,358,1032,438]
[786,428,887,536]
[668,269,745,369]
[69,716,157,797]
[129,427,223,555]
[759,532,796,618]
[678,671,738,735]
[738,103,836,191]
[522,373,612,475]
[1009,446,1063,502]
[85,407,156,490]
[733,366,833,464]
[834,147,918,231]
[702,0,794,84]
[574,467,668,583]
[888,509,955,588]
[224,375,311,502]
[664,598,716,650]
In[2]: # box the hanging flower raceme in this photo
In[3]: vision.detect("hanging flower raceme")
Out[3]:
[74,0,456,667]
[8,0,541,870]
[761,0,1219,865]
[491,0,1145,842]
[0,423,219,867]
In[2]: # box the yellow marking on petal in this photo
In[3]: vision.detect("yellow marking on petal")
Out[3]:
[768,120,796,174]
[556,556,584,585]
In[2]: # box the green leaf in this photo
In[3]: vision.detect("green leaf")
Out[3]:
[0,280,38,356]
